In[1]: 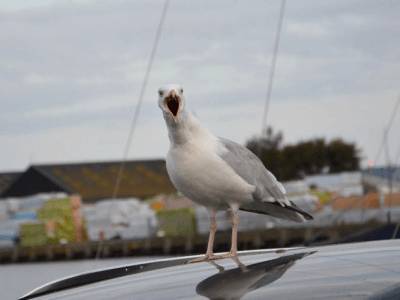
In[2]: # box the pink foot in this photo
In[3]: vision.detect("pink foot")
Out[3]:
[189,253,218,263]
[189,251,242,264]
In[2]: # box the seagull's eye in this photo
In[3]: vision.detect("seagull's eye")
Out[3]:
[180,88,183,94]
[159,90,164,97]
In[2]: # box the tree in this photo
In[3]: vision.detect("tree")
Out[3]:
[246,128,360,181]
[246,126,283,153]
[327,138,360,172]
[246,127,284,179]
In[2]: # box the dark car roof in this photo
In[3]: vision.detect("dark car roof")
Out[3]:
[21,240,400,300]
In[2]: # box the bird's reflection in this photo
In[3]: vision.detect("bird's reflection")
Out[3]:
[196,251,315,300]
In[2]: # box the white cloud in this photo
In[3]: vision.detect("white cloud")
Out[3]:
[0,0,399,171]
[286,21,329,38]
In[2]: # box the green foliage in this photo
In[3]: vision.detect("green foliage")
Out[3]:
[246,127,360,180]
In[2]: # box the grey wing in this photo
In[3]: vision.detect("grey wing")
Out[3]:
[218,138,313,222]
[218,138,288,205]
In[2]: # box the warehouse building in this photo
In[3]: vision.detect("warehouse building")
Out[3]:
[1,160,175,202]
[0,172,22,195]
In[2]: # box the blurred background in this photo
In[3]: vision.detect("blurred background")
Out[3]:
[0,0,399,298]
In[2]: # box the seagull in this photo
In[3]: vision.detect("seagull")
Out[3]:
[158,84,313,261]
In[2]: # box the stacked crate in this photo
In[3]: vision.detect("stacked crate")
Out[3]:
[19,223,47,247]
[156,208,196,237]
[17,195,86,247]
[37,198,76,244]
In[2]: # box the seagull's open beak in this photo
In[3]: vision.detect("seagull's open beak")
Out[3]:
[165,90,180,118]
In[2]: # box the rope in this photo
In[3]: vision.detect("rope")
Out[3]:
[309,124,399,245]
[260,0,286,134]
[392,222,400,239]
[373,95,400,166]
[112,0,170,200]
[395,147,400,166]
[95,0,170,260]
[370,94,400,230]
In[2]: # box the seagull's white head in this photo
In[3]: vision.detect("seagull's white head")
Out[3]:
[158,84,185,123]
[158,84,209,144]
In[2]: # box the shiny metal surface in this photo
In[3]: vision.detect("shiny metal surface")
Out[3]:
[23,240,400,300]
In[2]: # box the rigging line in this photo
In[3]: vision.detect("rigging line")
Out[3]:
[392,222,400,239]
[111,0,170,199]
[383,128,391,165]
[260,0,286,134]
[394,121,400,166]
[395,146,400,166]
[373,94,400,166]
[94,0,170,262]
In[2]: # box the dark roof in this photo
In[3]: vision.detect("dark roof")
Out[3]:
[0,172,22,194]
[2,167,68,198]
[20,240,400,300]
[2,160,176,202]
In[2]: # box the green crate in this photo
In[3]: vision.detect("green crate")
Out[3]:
[37,198,76,244]
[37,198,72,220]
[20,223,48,247]
[157,208,196,237]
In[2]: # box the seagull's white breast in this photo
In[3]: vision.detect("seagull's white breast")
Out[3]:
[166,135,255,209]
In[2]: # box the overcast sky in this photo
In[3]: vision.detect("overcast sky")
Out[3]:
[1,0,399,172]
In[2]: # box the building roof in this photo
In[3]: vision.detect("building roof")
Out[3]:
[1,160,176,202]
[0,172,22,194]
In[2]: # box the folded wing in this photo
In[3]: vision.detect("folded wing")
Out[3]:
[218,138,313,222]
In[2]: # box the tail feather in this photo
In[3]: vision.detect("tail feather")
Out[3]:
[240,201,313,223]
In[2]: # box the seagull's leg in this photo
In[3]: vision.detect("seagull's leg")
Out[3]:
[205,208,217,258]
[189,208,217,263]
[229,203,240,256]
[231,255,247,271]
[218,204,243,264]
